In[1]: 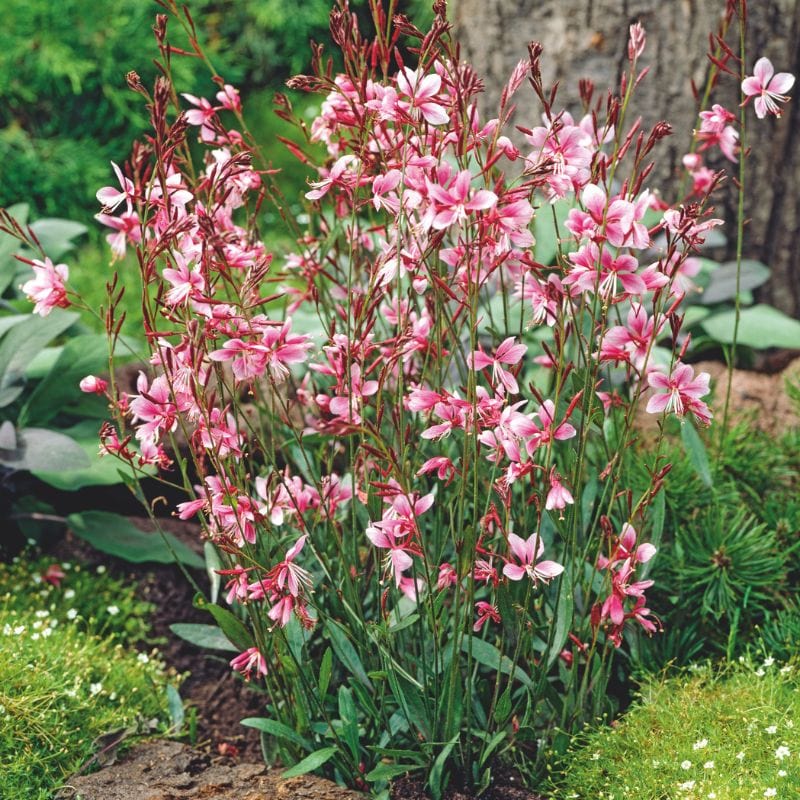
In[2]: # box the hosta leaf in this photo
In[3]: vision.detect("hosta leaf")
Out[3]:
[67,511,204,568]
[169,623,239,653]
[701,304,800,349]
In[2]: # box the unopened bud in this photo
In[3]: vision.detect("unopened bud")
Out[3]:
[79,375,108,394]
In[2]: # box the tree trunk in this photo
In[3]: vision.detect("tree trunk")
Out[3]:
[453,0,800,319]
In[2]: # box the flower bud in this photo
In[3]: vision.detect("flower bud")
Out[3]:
[79,375,108,394]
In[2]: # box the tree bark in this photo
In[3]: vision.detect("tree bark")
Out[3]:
[453,0,800,319]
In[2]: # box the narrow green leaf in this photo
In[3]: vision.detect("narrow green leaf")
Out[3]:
[204,542,222,605]
[463,637,531,688]
[318,647,333,699]
[547,566,574,669]
[428,734,459,800]
[681,421,713,488]
[281,746,338,779]
[326,620,372,689]
[199,600,254,653]
[166,685,184,732]
[241,717,310,750]
[365,763,422,782]
[338,685,360,762]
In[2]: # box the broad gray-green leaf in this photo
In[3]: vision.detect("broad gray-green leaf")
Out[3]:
[31,421,137,490]
[700,260,770,305]
[28,218,88,260]
[0,309,79,406]
[67,511,205,568]
[169,623,239,652]
[0,427,89,472]
[701,304,800,349]
[21,334,108,426]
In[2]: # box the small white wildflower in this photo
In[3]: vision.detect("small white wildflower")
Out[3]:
[96,565,106,574]
[763,656,775,667]
[32,621,42,630]
[755,667,766,677]
[65,688,77,698]
[31,632,40,641]
[89,682,103,696]
[136,653,150,664]
[13,625,25,635]
[775,746,790,760]
[764,789,776,798]
[678,781,696,791]
[64,589,76,600]
[736,751,745,761]
[591,752,600,761]
[766,725,778,735]
[109,692,117,700]
[35,609,49,618]
[41,627,52,638]
[693,738,708,750]
[61,562,71,570]
[32,574,42,584]
[66,608,78,620]
[786,721,794,729]
[2,624,10,635]
[778,770,787,778]
[703,761,715,769]
[709,793,717,799]
[681,760,692,770]
[106,605,120,616]
[780,665,792,675]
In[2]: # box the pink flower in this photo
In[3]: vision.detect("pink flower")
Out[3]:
[545,471,574,517]
[270,535,312,598]
[646,362,712,425]
[742,57,795,119]
[396,68,450,125]
[425,169,497,230]
[468,336,527,395]
[473,601,501,632]
[230,647,267,681]
[503,533,564,584]
[182,93,218,141]
[96,162,135,213]
[41,564,66,587]
[79,375,108,394]
[21,257,69,316]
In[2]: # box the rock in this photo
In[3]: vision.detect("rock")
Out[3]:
[56,739,363,800]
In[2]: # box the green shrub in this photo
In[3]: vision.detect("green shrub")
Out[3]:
[555,659,800,799]
[0,555,175,798]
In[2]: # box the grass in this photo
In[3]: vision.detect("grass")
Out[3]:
[0,556,177,799]
[553,658,800,799]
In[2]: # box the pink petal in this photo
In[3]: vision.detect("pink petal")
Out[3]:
[534,560,565,581]
[503,563,526,581]
[768,72,795,94]
[753,57,774,86]
[741,76,763,97]
[646,394,670,414]
[508,533,530,564]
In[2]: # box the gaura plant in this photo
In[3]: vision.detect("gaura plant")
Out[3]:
[11,0,795,795]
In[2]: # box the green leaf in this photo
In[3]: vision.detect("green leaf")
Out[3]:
[241,717,310,750]
[681,422,713,488]
[166,685,185,732]
[318,647,333,699]
[169,623,239,653]
[338,685,360,762]
[0,309,79,407]
[700,260,770,305]
[701,304,800,349]
[28,218,88,260]
[193,596,253,652]
[463,637,531,688]
[0,427,89,472]
[365,762,422,782]
[547,566,574,669]
[494,688,512,724]
[31,421,135,490]
[326,620,372,689]
[20,334,108,426]
[428,734,459,800]
[204,542,222,605]
[280,746,338,779]
[66,511,205,568]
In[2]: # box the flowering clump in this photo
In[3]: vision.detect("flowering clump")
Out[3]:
[9,0,795,793]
